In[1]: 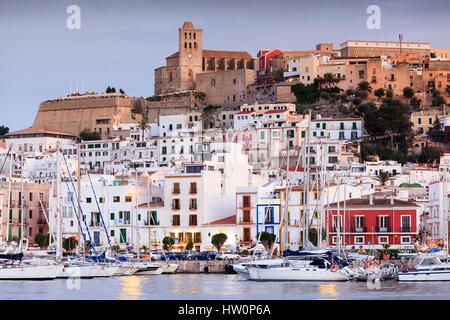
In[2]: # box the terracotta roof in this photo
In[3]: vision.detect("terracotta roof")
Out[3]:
[7,126,76,137]
[182,21,195,29]
[330,198,419,208]
[203,215,236,226]
[236,111,254,115]
[166,52,179,60]
[265,109,288,114]
[202,50,253,60]
[165,49,253,60]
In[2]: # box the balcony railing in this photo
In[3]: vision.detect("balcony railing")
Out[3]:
[144,220,160,226]
[401,226,411,232]
[350,227,367,233]
[375,226,391,232]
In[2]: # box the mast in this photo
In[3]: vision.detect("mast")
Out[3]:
[77,143,81,258]
[147,173,152,262]
[135,168,140,260]
[56,144,62,263]
[337,184,341,255]
[6,153,12,242]
[281,137,290,255]
[19,152,24,250]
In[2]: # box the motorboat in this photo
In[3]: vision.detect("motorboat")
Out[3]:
[398,254,450,281]
[246,252,352,281]
[131,261,165,275]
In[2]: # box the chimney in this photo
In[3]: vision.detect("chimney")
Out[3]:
[369,194,373,205]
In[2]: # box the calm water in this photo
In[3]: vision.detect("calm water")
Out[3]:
[1,274,450,300]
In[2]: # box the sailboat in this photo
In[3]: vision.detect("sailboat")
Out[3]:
[247,111,351,281]
[0,151,65,280]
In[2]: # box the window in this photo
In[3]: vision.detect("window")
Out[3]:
[113,196,120,202]
[332,236,342,244]
[189,198,197,210]
[243,195,251,208]
[173,183,180,194]
[265,207,274,223]
[189,214,197,226]
[172,199,180,210]
[189,182,197,194]
[378,216,390,232]
[378,236,389,244]
[401,216,411,232]
[332,215,342,232]
[86,197,92,203]
[354,216,365,232]
[125,196,132,202]
[172,215,180,226]
[354,236,364,244]
[110,213,115,220]
[194,232,201,243]
[401,236,411,244]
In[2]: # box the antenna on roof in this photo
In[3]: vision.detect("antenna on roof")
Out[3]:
[70,76,72,94]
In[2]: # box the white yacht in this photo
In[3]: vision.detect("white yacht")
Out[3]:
[398,255,450,281]
[0,263,64,280]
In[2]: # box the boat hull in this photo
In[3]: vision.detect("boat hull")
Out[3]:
[398,270,450,281]
[0,264,64,280]
[248,267,348,281]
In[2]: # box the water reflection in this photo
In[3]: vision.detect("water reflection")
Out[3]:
[318,283,338,300]
[118,276,144,300]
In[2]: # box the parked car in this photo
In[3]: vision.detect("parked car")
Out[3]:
[150,251,162,261]
[180,250,201,260]
[216,251,241,260]
[161,252,179,261]
[199,251,217,261]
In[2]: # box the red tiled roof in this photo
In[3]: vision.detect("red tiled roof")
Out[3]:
[236,111,254,115]
[7,126,77,136]
[265,109,287,114]
[330,198,419,208]
[204,215,236,225]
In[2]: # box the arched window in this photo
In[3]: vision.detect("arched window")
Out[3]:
[184,32,187,39]
[194,33,196,39]
[169,71,173,82]
[184,42,187,48]
[211,79,215,86]
[194,42,197,49]
[189,33,191,39]
[189,43,192,49]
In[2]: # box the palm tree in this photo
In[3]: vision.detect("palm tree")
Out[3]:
[375,170,394,186]
[322,73,340,89]
[357,81,373,93]
[137,117,149,142]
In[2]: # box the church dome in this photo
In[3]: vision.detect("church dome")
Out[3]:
[182,21,194,29]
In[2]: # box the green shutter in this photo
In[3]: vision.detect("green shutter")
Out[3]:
[119,211,123,219]
[110,213,114,220]
[138,214,141,221]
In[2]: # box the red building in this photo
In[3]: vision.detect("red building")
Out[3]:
[328,197,419,249]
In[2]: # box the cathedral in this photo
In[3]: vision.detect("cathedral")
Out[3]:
[154,21,256,105]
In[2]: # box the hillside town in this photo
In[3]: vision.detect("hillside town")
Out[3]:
[1,20,450,260]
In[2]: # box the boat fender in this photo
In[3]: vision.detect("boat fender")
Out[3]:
[402,265,409,272]
[204,266,209,273]
[330,265,339,272]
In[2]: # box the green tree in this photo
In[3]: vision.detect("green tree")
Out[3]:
[410,96,422,110]
[0,125,9,137]
[185,240,194,251]
[428,117,446,143]
[106,86,116,93]
[34,233,50,247]
[374,88,385,100]
[211,233,228,252]
[375,170,394,186]
[63,237,78,252]
[357,81,373,94]
[119,88,125,94]
[256,231,277,253]
[308,228,318,247]
[291,83,320,105]
[385,89,394,98]
[162,236,175,251]
[77,128,101,142]
[432,91,446,107]
[402,87,415,101]
[421,146,443,163]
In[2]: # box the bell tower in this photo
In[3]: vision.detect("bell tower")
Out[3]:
[178,21,203,91]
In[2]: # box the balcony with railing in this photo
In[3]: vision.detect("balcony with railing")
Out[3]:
[375,226,391,232]
[401,226,411,232]
[350,226,367,233]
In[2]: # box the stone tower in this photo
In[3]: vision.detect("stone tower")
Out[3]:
[178,21,203,91]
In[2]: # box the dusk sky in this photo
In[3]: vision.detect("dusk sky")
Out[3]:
[0,0,449,131]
